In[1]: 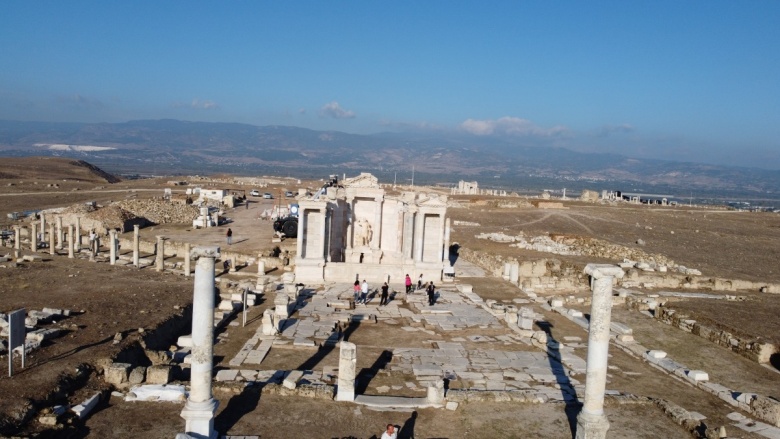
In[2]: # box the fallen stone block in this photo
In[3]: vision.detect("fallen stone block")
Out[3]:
[125,384,186,402]
[446,401,459,410]
[645,350,667,360]
[105,362,131,386]
[71,393,101,419]
[128,367,147,384]
[145,365,173,385]
[616,334,634,343]
[22,255,43,263]
[751,395,780,427]
[26,328,64,342]
[283,370,304,389]
[177,335,193,348]
[610,322,633,335]
[686,370,709,382]
[216,369,239,382]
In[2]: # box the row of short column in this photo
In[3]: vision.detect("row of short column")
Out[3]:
[7,221,193,277]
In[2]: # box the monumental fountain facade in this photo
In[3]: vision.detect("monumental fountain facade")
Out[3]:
[294,173,450,284]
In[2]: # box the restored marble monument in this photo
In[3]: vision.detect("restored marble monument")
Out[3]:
[294,173,450,284]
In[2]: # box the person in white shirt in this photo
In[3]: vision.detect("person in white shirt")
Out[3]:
[360,280,369,304]
[380,424,398,439]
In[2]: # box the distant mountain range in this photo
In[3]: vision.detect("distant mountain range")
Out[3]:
[0,119,778,202]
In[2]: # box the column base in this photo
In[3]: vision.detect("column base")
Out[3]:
[180,398,219,439]
[575,410,610,439]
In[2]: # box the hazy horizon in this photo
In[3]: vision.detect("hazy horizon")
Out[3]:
[1,2,778,169]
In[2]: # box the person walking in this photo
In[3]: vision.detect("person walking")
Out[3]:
[405,274,412,294]
[380,282,390,306]
[360,279,369,304]
[226,228,233,245]
[417,274,423,291]
[353,280,361,304]
[427,282,436,306]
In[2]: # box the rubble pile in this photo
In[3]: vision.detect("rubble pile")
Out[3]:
[510,235,579,255]
[476,232,680,270]
[115,199,199,224]
[83,205,137,230]
[571,236,676,268]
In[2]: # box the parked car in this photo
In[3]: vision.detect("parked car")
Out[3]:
[263,193,273,199]
[285,191,294,197]
[249,190,261,197]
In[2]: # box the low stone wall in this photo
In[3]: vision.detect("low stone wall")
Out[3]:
[654,305,777,364]
[622,269,780,293]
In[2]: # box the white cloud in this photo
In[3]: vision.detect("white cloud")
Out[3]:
[172,99,220,110]
[460,116,566,137]
[319,101,356,119]
[596,123,635,137]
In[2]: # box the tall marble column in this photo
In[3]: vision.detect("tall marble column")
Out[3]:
[48,224,55,255]
[180,246,220,439]
[109,230,117,265]
[295,210,305,258]
[13,226,21,254]
[371,197,383,250]
[75,217,82,253]
[183,243,191,277]
[576,264,624,439]
[443,217,451,263]
[318,208,327,259]
[56,216,64,250]
[336,341,357,402]
[155,236,165,272]
[31,223,37,252]
[40,214,46,243]
[133,225,140,267]
[345,197,354,250]
[403,208,415,260]
[413,210,424,262]
[67,225,75,259]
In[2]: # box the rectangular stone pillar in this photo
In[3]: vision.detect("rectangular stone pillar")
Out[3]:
[576,264,624,439]
[336,341,357,401]
[13,226,20,252]
[509,262,519,284]
[40,214,46,243]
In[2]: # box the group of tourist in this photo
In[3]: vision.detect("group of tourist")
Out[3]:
[350,274,437,307]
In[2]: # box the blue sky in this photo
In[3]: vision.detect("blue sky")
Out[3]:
[1,1,779,168]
